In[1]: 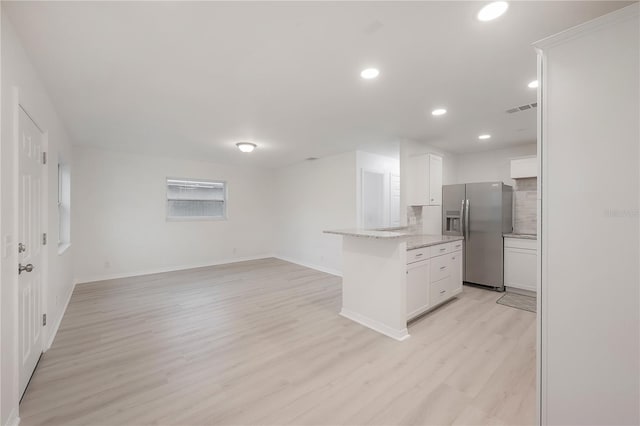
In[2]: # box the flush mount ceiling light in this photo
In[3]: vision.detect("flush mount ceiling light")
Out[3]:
[478,134,492,140]
[528,80,539,89]
[236,142,257,153]
[431,108,447,116]
[477,1,509,22]
[360,68,380,79]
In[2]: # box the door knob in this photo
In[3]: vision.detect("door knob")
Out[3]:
[18,263,33,274]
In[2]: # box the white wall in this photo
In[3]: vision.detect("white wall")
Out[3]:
[537,5,639,424]
[456,143,537,187]
[355,151,400,228]
[1,12,75,426]
[72,146,276,283]
[273,152,357,276]
[399,140,458,234]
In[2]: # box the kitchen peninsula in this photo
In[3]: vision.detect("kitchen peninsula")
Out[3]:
[324,229,464,341]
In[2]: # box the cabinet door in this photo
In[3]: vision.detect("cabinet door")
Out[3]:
[451,251,463,293]
[510,157,537,179]
[428,154,443,205]
[504,247,537,292]
[407,259,430,320]
[407,154,430,206]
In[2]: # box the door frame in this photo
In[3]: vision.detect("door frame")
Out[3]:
[11,87,49,401]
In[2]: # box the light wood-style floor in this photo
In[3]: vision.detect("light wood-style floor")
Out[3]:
[20,258,536,426]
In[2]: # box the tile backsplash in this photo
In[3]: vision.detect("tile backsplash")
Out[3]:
[407,205,442,234]
[513,177,537,234]
[407,206,423,233]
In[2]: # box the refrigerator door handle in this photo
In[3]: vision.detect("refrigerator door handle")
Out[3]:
[465,199,470,239]
[460,200,465,236]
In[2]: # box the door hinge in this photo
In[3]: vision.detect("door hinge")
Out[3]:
[42,152,47,165]
[42,314,47,327]
[42,233,47,245]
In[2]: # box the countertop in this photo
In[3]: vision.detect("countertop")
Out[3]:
[405,235,464,250]
[323,228,413,239]
[503,233,537,240]
[323,227,464,249]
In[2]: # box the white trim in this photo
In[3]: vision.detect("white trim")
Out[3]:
[57,242,71,255]
[44,281,75,351]
[533,3,638,50]
[274,255,342,277]
[536,44,547,426]
[75,254,275,285]
[4,406,19,426]
[340,309,410,341]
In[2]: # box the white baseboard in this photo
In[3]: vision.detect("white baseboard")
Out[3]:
[75,254,275,285]
[5,406,20,426]
[340,309,410,341]
[45,281,76,350]
[274,255,342,277]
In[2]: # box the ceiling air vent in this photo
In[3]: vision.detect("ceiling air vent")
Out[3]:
[506,102,538,114]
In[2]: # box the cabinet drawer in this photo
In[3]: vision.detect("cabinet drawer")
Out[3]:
[504,237,536,250]
[407,247,430,264]
[430,277,451,307]
[450,240,463,252]
[430,253,452,282]
[430,243,451,257]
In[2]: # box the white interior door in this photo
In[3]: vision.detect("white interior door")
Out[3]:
[18,106,45,398]
[362,170,385,229]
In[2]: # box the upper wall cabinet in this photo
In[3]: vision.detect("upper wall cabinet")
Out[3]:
[510,157,537,179]
[407,153,443,206]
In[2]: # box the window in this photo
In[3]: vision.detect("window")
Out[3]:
[58,161,71,252]
[166,178,226,220]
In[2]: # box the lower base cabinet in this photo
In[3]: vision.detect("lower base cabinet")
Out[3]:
[504,237,537,292]
[407,260,430,319]
[407,242,463,321]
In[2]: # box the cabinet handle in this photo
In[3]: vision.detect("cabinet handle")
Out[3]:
[439,247,446,252]
[440,290,446,294]
[415,253,423,257]
[440,266,447,270]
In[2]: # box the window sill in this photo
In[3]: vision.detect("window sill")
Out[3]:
[58,242,71,255]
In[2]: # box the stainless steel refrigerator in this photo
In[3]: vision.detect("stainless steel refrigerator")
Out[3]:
[442,182,513,291]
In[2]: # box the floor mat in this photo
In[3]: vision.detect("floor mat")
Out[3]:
[497,292,536,313]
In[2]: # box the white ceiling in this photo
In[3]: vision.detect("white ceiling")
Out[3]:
[4,1,630,168]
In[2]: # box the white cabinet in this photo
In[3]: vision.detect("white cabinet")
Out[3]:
[504,237,537,292]
[407,241,463,320]
[406,259,430,320]
[407,153,443,206]
[510,157,537,179]
[451,250,463,293]
[428,154,443,205]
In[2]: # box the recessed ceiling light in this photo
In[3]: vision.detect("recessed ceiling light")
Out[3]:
[432,108,447,116]
[478,134,492,140]
[360,68,380,79]
[236,142,257,153]
[477,1,509,22]
[528,80,539,89]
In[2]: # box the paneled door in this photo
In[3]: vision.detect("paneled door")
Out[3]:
[18,106,45,398]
